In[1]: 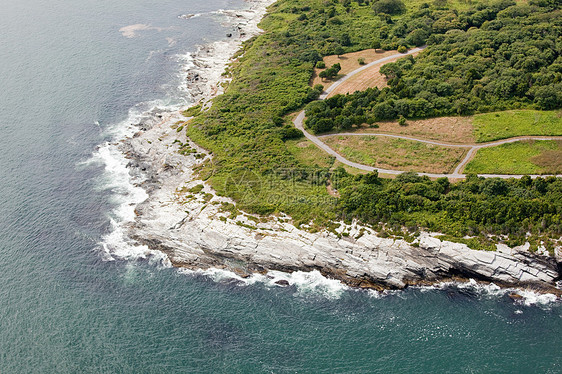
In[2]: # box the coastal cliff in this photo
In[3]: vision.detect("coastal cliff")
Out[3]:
[121,109,561,294]
[117,0,561,295]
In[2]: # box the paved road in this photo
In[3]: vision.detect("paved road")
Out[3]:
[293,51,562,179]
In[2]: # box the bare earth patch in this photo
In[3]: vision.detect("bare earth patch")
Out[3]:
[311,49,401,89]
[328,52,421,96]
[324,135,469,174]
[342,117,476,144]
[530,140,562,173]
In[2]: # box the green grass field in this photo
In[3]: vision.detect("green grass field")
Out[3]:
[465,140,562,174]
[323,135,467,174]
[285,139,335,168]
[473,110,562,143]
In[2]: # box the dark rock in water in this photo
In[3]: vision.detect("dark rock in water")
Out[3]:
[446,288,478,300]
[508,292,524,301]
[275,279,290,286]
[232,267,251,278]
[226,33,232,38]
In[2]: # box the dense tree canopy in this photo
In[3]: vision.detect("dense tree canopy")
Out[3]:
[337,170,562,249]
[305,0,562,133]
[185,0,562,246]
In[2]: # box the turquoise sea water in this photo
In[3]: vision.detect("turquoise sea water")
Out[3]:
[0,0,561,372]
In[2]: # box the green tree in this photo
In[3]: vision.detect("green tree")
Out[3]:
[405,28,429,46]
[534,85,561,110]
[335,45,345,57]
[373,102,396,120]
[372,0,406,15]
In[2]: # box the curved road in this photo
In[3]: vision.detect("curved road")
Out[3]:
[319,47,425,100]
[294,51,562,179]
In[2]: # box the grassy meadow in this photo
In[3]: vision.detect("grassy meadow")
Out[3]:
[465,140,562,174]
[473,110,562,142]
[324,135,468,174]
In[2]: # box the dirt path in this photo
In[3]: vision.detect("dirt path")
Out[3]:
[326,52,422,97]
[319,47,424,100]
[293,49,562,179]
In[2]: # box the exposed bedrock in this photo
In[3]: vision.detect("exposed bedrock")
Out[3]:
[129,209,561,294]
[115,0,560,295]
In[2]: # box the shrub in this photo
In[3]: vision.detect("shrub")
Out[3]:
[316,61,326,69]
[358,57,366,65]
[321,63,342,79]
[334,45,345,56]
[397,45,408,53]
[281,127,304,140]
[372,0,406,15]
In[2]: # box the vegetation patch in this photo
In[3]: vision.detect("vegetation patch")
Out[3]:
[305,1,562,132]
[473,110,562,142]
[336,171,562,250]
[330,115,476,144]
[183,0,562,245]
[285,138,335,168]
[324,135,468,174]
[183,104,202,117]
[465,140,562,175]
[188,184,204,194]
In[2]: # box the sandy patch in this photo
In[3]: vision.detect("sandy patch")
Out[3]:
[312,49,411,89]
[327,52,420,96]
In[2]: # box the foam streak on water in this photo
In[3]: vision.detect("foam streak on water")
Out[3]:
[179,268,349,299]
[416,278,560,308]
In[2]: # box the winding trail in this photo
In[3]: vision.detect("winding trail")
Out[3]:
[293,50,562,179]
[319,47,425,100]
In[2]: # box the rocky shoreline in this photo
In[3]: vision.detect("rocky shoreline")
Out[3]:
[121,109,562,296]
[117,0,561,297]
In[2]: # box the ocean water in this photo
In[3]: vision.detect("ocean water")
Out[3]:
[0,0,561,373]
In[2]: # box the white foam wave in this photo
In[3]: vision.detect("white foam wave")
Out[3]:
[364,288,404,299]
[87,0,261,265]
[99,218,170,267]
[178,13,202,20]
[516,289,558,307]
[86,100,185,264]
[90,136,171,266]
[180,268,349,299]
[417,279,560,308]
